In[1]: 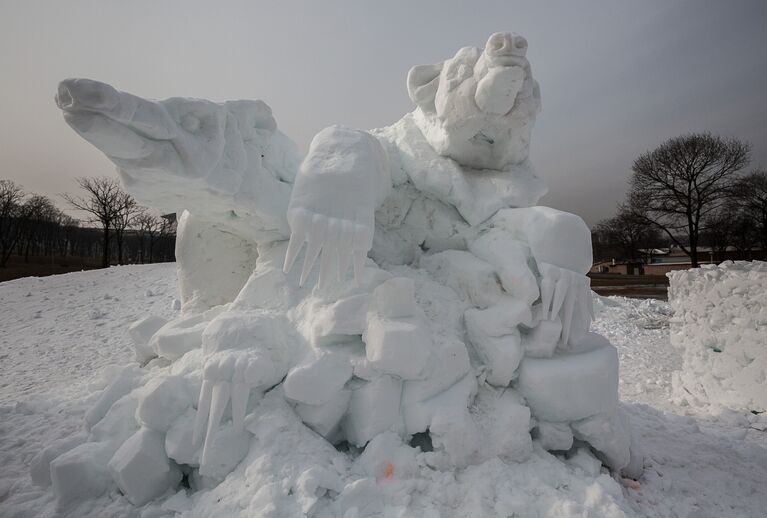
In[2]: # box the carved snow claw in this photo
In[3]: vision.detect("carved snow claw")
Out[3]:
[538,262,592,346]
[283,208,372,288]
[281,126,388,289]
[194,351,277,471]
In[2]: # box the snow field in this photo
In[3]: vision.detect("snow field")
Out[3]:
[1,266,765,517]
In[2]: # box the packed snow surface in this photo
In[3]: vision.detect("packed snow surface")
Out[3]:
[2,265,766,517]
[668,261,767,413]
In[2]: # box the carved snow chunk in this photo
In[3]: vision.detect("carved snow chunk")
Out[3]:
[465,318,523,387]
[51,441,114,510]
[535,421,574,451]
[89,392,140,445]
[31,434,87,487]
[135,375,193,432]
[571,409,632,473]
[310,293,370,345]
[128,315,167,362]
[517,344,619,422]
[284,353,353,406]
[523,318,563,358]
[344,374,403,446]
[373,277,418,318]
[402,372,476,436]
[430,405,479,467]
[351,356,380,381]
[471,386,533,462]
[363,313,432,380]
[420,250,502,308]
[294,388,351,439]
[464,296,533,337]
[108,428,182,505]
[489,207,593,275]
[165,409,199,466]
[150,313,209,361]
[85,365,144,428]
[468,229,539,305]
[401,337,471,411]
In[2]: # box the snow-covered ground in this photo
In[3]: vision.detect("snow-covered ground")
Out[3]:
[1,265,766,517]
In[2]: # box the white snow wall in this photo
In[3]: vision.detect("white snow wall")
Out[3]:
[668,261,767,412]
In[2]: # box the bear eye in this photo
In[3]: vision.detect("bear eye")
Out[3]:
[515,37,527,49]
[181,114,201,133]
[489,35,505,51]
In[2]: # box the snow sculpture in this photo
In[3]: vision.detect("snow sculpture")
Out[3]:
[50,31,640,509]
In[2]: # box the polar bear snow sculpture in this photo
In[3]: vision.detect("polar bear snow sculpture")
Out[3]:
[50,31,641,508]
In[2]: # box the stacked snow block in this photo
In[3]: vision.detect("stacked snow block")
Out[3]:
[281,276,481,465]
[108,428,182,505]
[39,369,204,509]
[515,336,638,476]
[425,231,636,475]
[668,261,767,412]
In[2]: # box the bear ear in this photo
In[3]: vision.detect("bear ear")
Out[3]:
[407,62,443,112]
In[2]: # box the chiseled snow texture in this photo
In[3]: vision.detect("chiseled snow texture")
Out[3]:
[2,266,766,517]
[667,261,767,412]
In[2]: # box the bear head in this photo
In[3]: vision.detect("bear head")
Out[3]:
[407,32,541,171]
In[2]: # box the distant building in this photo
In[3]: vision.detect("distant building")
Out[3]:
[591,259,645,275]
[591,246,767,275]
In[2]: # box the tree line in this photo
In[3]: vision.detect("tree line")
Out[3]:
[0,176,176,269]
[593,132,765,268]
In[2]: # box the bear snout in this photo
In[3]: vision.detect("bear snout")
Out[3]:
[485,32,527,58]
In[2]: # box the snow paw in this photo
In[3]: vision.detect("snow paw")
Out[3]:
[283,208,372,289]
[193,350,286,472]
[538,262,593,347]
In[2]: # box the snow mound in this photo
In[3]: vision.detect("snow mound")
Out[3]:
[668,261,767,412]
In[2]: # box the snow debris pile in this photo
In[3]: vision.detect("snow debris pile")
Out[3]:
[46,31,642,514]
[668,261,767,412]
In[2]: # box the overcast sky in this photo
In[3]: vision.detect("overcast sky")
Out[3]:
[1,0,765,225]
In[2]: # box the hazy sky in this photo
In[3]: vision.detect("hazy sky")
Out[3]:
[1,0,765,225]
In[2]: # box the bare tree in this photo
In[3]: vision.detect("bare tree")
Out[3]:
[593,206,660,263]
[63,177,134,268]
[0,180,26,267]
[732,169,767,249]
[627,132,750,267]
[133,210,163,263]
[113,193,140,264]
[157,213,178,262]
[19,195,57,262]
[701,206,735,262]
[703,203,757,261]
